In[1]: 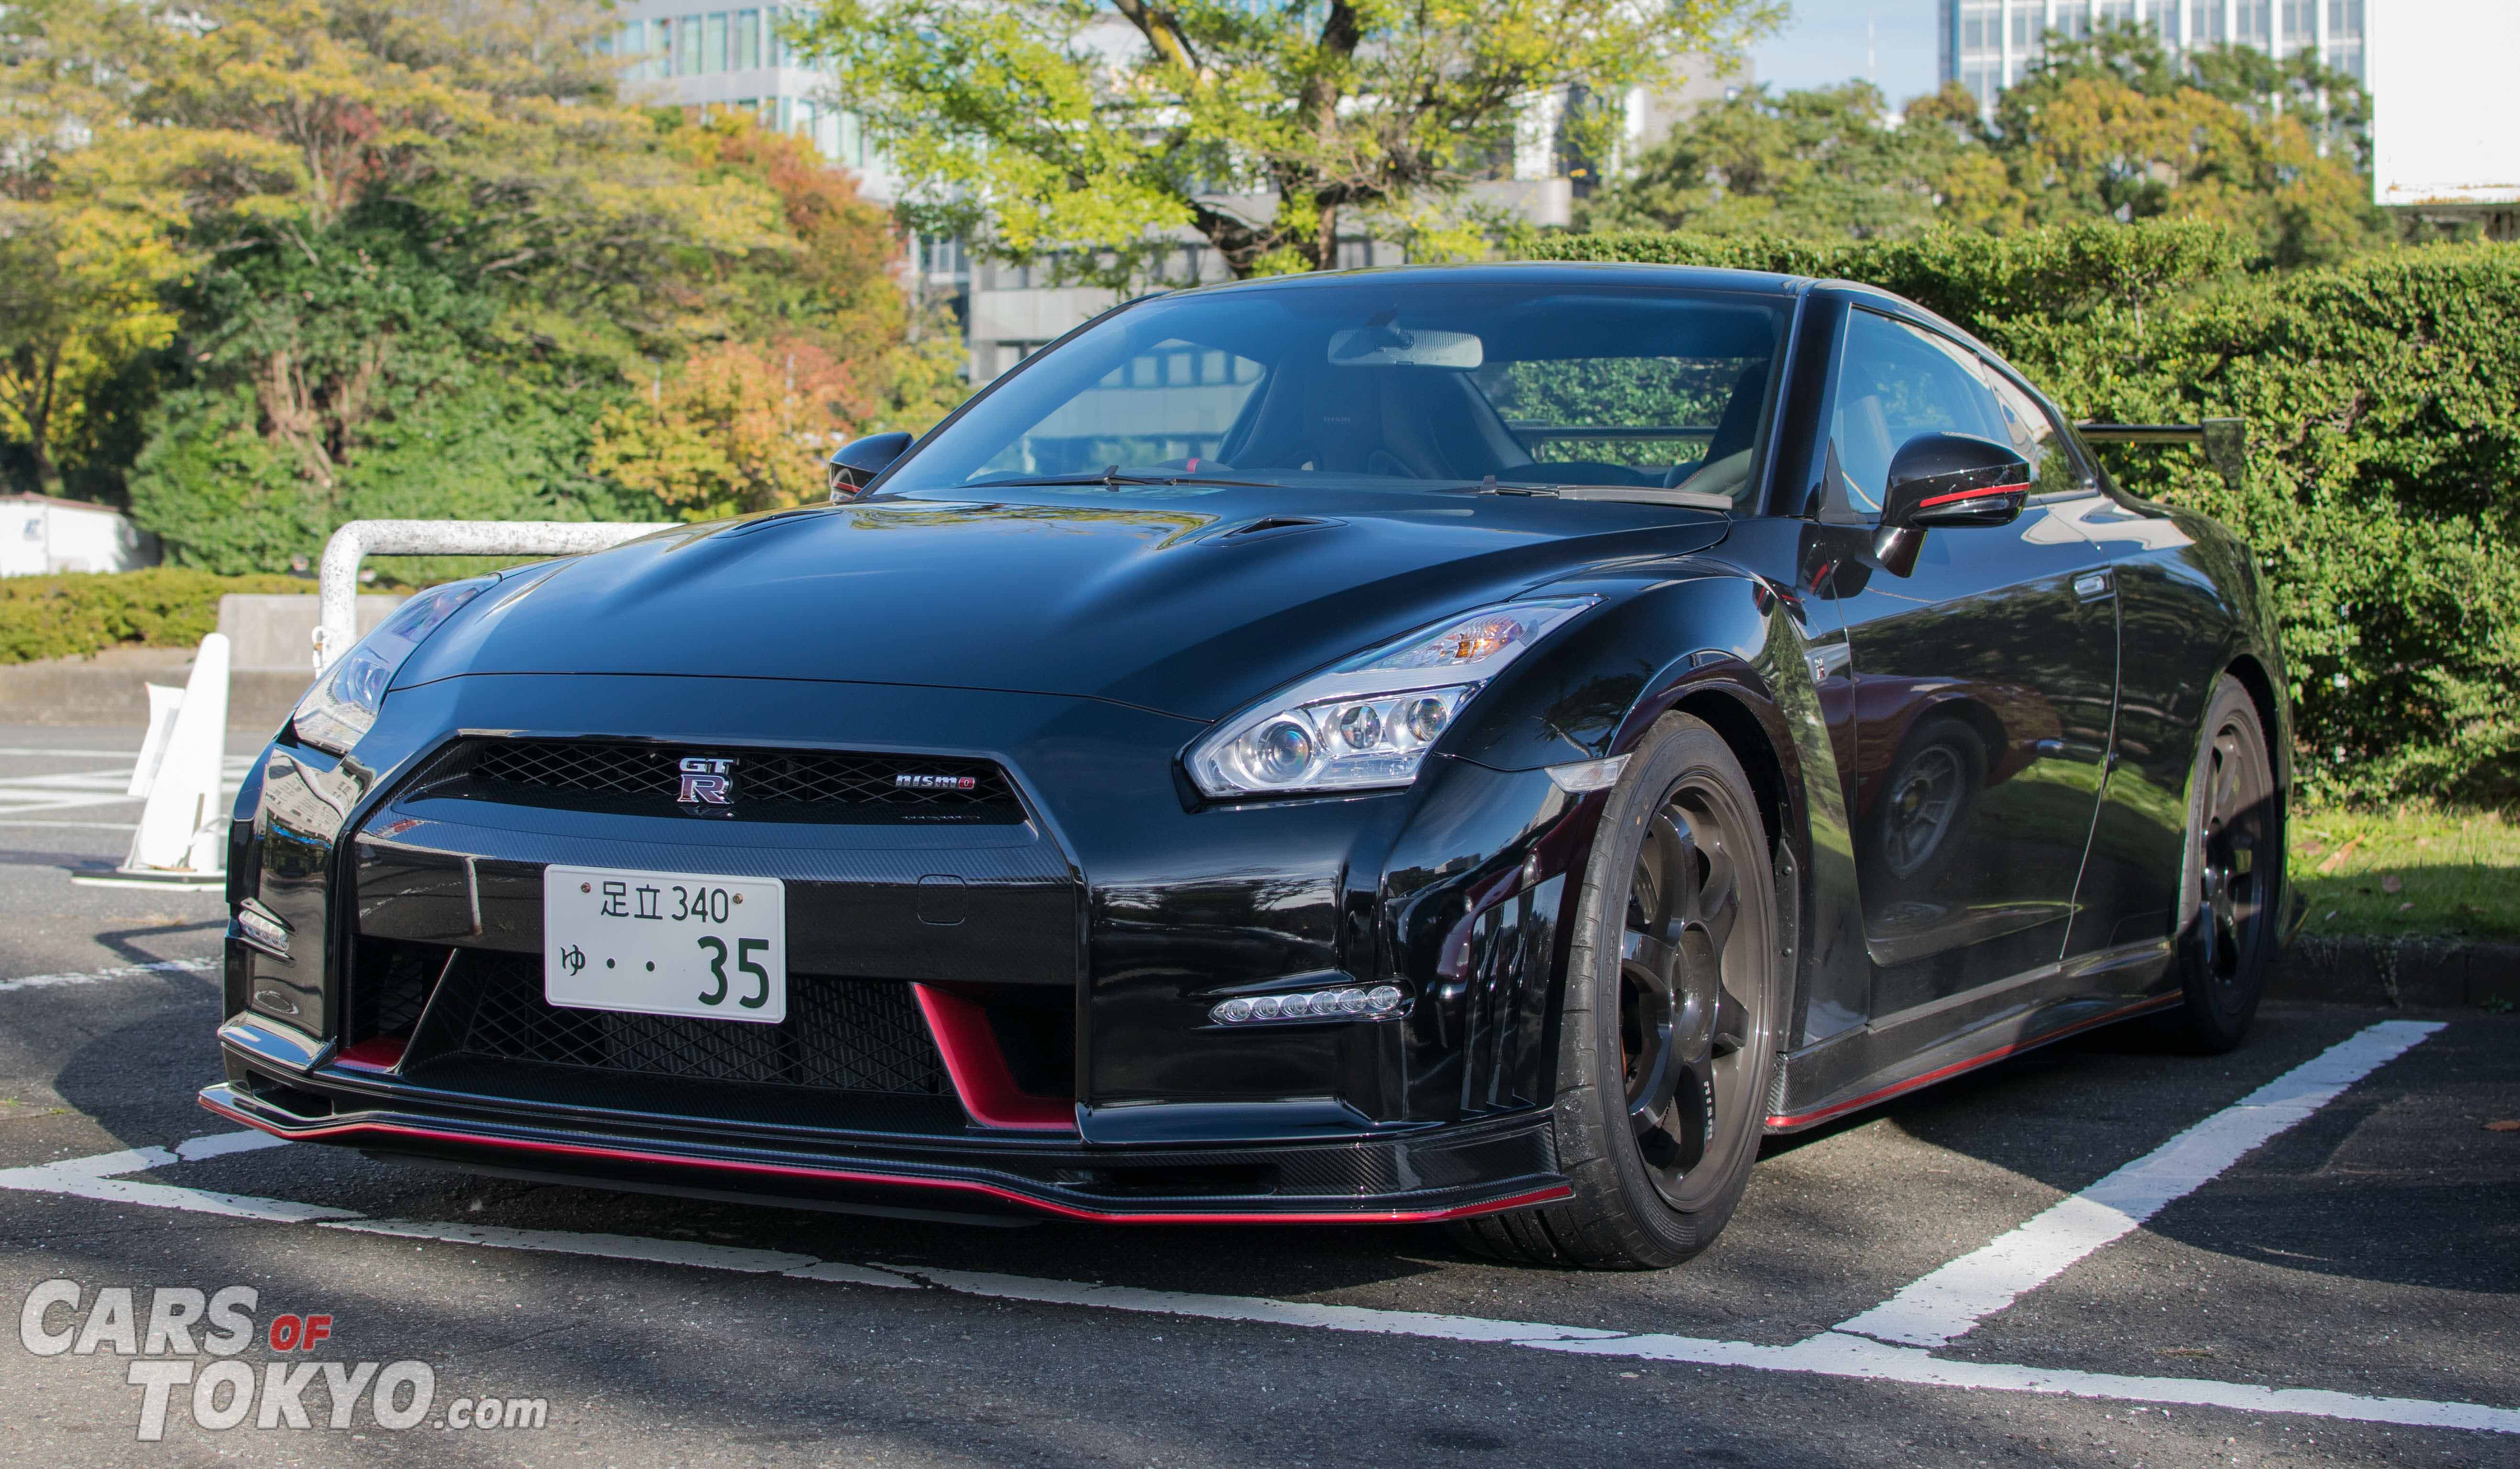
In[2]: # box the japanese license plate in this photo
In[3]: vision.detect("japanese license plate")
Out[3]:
[544,865,787,1024]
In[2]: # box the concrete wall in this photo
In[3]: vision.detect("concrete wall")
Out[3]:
[215,593,407,672]
[0,593,407,731]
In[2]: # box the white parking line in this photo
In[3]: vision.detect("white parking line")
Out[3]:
[0,957,220,994]
[0,1022,2505,1436]
[1833,1019,2447,1348]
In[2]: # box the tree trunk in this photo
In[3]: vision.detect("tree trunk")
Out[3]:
[1310,200,1341,272]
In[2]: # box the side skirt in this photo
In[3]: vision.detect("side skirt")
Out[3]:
[1766,939,2176,1132]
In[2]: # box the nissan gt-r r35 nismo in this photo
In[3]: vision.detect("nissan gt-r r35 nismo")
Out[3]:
[205,265,2291,1268]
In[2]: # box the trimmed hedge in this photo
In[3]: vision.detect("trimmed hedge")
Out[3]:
[1521,224,2520,804]
[0,569,312,666]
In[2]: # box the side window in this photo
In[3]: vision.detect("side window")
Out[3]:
[1980,364,2093,498]
[1819,309,2010,524]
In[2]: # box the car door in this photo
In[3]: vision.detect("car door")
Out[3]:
[1811,307,2120,1018]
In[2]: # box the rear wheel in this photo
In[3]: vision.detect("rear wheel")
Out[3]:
[1450,713,1781,1270]
[2159,676,2279,1052]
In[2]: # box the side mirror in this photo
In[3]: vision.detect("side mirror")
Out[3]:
[1881,432,2032,533]
[827,431,914,502]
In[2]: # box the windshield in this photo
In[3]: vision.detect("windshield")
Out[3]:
[885,278,1791,507]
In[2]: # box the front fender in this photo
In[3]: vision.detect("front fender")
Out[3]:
[1442,544,1873,1056]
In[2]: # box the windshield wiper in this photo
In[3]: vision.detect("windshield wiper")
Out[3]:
[969,465,1283,491]
[1450,475,1736,512]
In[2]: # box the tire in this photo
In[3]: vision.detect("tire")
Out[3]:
[1858,713,1985,901]
[1450,713,1782,1270]
[2157,675,2280,1053]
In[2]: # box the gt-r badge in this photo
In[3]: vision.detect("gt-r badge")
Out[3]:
[895,773,977,791]
[677,757,735,804]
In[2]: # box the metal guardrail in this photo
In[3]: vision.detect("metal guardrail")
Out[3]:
[315,520,675,672]
[2077,417,2249,493]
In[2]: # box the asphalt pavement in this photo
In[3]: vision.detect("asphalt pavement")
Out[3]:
[0,724,2512,1467]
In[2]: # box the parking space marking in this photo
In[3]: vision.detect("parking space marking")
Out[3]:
[1834,1019,2446,1349]
[2,1022,2513,1444]
[0,754,258,822]
[0,957,220,995]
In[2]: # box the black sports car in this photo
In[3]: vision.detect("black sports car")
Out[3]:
[204,265,2289,1268]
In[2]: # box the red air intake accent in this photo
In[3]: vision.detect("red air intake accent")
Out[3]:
[912,984,1076,1132]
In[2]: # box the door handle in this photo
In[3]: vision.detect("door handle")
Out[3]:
[2074,571,2114,602]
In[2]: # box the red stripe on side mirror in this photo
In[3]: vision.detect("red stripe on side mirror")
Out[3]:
[1916,482,2032,508]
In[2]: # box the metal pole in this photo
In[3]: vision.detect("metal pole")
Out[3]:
[315,520,675,672]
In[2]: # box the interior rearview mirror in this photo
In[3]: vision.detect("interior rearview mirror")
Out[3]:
[828,431,915,502]
[1326,324,1482,369]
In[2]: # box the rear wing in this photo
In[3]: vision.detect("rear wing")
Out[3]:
[2076,418,2248,493]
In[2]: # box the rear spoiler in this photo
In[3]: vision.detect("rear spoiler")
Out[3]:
[2076,418,2248,493]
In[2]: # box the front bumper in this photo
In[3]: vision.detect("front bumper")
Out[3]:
[221,672,1598,1221]
[201,1034,1566,1225]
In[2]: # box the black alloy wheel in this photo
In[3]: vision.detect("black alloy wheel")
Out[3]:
[1617,777,1757,1212]
[2162,675,2280,1052]
[1451,712,1781,1270]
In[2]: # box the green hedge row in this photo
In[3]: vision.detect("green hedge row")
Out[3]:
[0,569,312,666]
[1522,223,2520,804]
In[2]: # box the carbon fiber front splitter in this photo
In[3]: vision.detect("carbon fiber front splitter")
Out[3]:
[198,1082,1569,1226]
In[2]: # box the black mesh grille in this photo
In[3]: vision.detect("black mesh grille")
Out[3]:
[443,740,1022,822]
[438,951,948,1096]
[349,939,442,1042]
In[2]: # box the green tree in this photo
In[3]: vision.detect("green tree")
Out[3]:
[791,0,1779,281]
[1581,80,2001,239]
[1992,22,2389,266]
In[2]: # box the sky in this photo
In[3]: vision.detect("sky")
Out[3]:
[1748,0,1942,104]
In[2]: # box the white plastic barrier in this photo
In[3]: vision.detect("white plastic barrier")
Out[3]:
[76,633,232,890]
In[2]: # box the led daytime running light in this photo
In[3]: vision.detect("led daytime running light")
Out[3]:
[1210,985,1404,1025]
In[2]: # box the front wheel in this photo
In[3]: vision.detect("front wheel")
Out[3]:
[1450,713,1781,1270]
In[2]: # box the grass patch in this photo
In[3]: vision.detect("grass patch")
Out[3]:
[2292,805,2520,941]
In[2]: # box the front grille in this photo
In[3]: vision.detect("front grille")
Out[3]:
[428,951,949,1096]
[426,740,1024,823]
[348,939,441,1043]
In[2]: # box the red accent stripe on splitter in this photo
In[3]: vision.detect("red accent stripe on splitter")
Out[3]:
[194,1093,1569,1225]
[331,1038,406,1074]
[1764,994,2181,1130]
[911,984,1077,1132]
[1916,482,2032,508]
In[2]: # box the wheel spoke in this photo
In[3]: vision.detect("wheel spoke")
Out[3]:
[1710,986,1748,1057]
[1621,928,1680,997]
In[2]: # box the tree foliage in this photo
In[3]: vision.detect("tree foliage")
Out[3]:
[1586,24,2392,267]
[0,0,954,566]
[791,0,1779,281]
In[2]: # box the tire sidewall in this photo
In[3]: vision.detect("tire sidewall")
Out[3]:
[1559,713,1781,1258]
[2173,677,2277,1049]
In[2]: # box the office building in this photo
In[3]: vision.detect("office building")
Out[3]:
[1940,1,2368,111]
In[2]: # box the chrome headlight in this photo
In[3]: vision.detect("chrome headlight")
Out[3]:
[291,578,495,755]
[1186,596,1598,798]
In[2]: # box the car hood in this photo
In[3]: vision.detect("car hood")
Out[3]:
[397,485,1730,723]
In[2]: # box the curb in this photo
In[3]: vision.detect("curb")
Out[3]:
[2272,937,2520,1010]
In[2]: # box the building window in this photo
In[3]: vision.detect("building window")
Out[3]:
[673,16,700,76]
[2236,0,2271,46]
